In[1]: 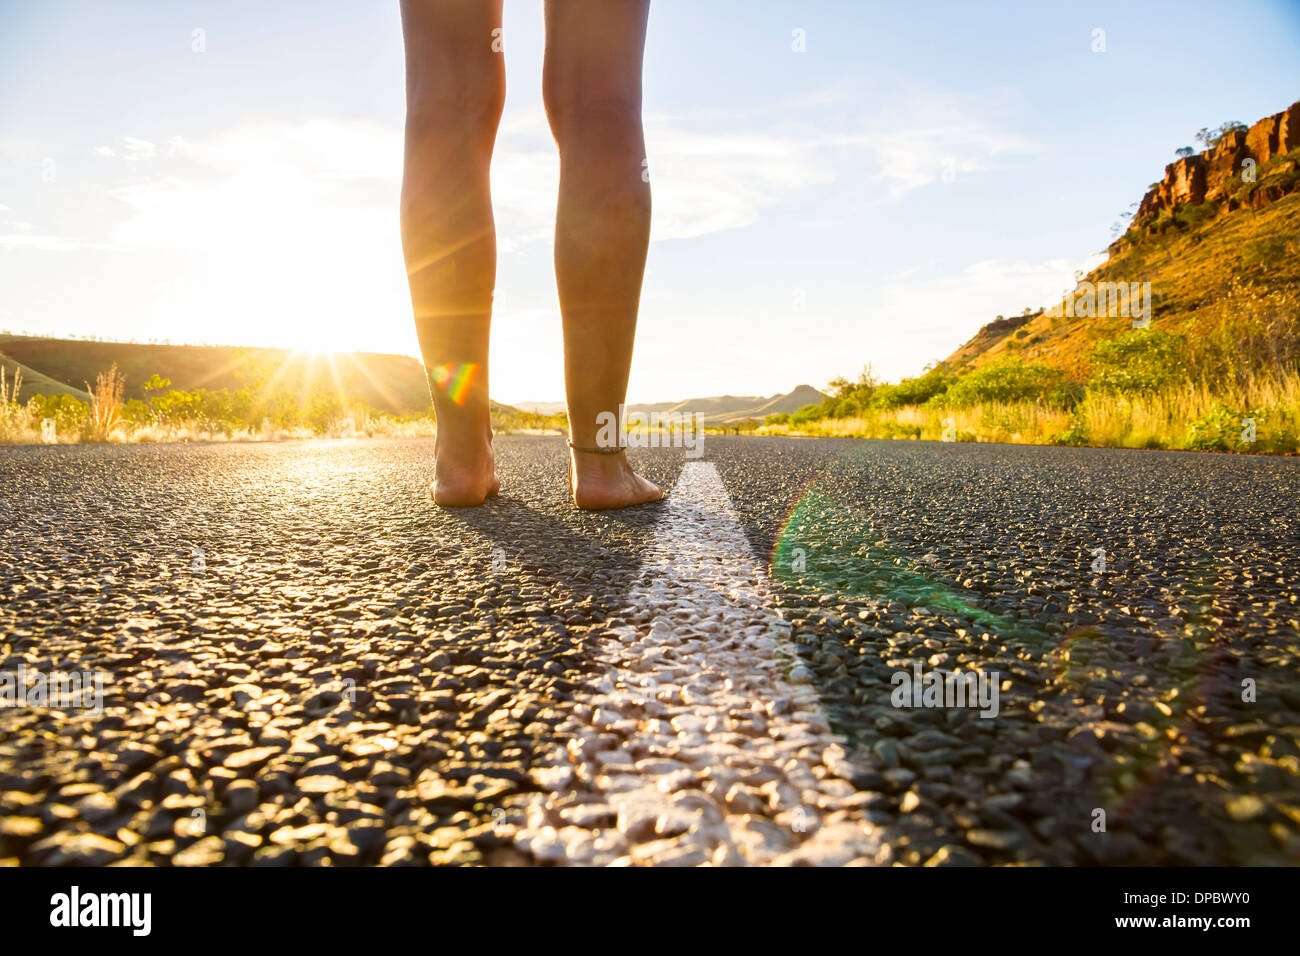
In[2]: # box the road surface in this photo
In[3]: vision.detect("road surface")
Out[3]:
[1,436,1297,865]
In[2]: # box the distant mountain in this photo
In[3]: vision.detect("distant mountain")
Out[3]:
[737,384,827,420]
[627,384,826,424]
[512,401,567,416]
[515,385,827,425]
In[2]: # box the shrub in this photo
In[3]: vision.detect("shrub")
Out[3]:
[788,403,824,426]
[1186,403,1245,451]
[1185,406,1299,454]
[1088,330,1187,395]
[872,367,953,409]
[879,421,921,440]
[1174,202,1218,229]
[1243,236,1289,268]
[27,393,91,438]
[931,359,1064,408]
[821,367,880,419]
[1051,414,1090,446]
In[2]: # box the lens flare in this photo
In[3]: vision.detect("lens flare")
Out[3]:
[766,447,1236,827]
[428,362,479,406]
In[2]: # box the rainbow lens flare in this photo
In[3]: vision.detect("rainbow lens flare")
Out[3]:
[767,447,1233,826]
[428,362,479,406]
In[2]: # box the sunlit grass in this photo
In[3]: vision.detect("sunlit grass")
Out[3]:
[767,369,1300,453]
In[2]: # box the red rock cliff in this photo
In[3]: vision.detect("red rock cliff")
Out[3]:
[1136,100,1300,218]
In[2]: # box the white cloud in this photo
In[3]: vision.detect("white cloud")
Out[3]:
[847,253,1106,378]
[648,121,837,240]
[0,199,95,251]
[487,111,836,248]
[107,119,402,254]
[0,230,82,251]
[121,137,157,161]
[91,137,159,161]
[835,123,1038,200]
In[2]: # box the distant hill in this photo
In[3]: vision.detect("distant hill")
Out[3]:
[512,401,567,416]
[0,351,90,402]
[0,334,432,414]
[2,332,821,426]
[627,384,826,424]
[739,384,828,420]
[514,385,827,424]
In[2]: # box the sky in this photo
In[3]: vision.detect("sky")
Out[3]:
[1,1,1298,405]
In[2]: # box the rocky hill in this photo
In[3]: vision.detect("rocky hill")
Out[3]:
[1111,99,1300,254]
[944,99,1300,379]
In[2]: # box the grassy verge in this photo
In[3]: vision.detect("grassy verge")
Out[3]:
[0,365,565,445]
[765,371,1300,453]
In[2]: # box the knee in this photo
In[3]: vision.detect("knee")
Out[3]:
[543,86,643,155]
[406,67,505,149]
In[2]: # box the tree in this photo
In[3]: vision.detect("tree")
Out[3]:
[1195,122,1247,150]
[1175,146,1195,158]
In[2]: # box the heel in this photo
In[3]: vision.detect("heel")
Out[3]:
[567,439,623,504]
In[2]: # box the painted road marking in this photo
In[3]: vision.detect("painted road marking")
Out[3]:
[511,461,884,865]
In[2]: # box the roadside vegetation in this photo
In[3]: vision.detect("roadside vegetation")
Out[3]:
[0,364,562,444]
[766,284,1300,453]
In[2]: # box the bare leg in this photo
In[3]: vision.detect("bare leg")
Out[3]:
[543,0,663,509]
[400,0,504,506]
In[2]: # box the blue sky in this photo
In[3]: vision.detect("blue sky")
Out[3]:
[1,0,1298,404]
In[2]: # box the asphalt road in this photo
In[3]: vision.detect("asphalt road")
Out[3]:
[1,436,1297,866]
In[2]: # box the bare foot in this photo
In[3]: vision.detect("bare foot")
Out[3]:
[431,426,500,507]
[570,450,664,510]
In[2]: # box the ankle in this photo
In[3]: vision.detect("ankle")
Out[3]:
[434,403,491,443]
[571,448,631,476]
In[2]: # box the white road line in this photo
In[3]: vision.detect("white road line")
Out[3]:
[512,461,884,866]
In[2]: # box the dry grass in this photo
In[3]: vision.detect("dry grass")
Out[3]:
[1075,373,1300,449]
[767,402,1069,444]
[0,361,449,445]
[0,366,29,442]
[85,364,126,441]
[123,415,443,444]
[773,370,1300,453]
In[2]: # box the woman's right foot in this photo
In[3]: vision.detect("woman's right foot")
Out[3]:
[431,426,499,507]
[570,450,663,510]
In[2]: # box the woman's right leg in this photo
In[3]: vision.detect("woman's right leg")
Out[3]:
[399,0,505,506]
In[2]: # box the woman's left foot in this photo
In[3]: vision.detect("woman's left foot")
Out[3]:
[570,450,663,510]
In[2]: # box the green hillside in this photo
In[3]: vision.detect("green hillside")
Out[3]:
[0,351,90,402]
[0,335,430,415]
